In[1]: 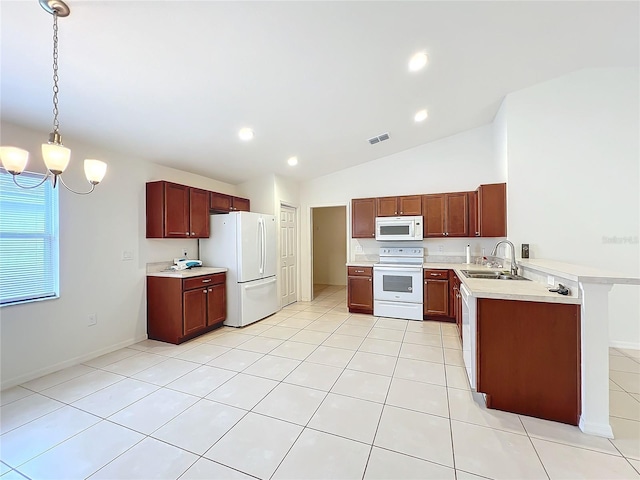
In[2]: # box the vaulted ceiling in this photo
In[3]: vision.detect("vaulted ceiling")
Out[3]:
[1,1,638,184]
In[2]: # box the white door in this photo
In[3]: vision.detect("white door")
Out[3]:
[280,205,297,306]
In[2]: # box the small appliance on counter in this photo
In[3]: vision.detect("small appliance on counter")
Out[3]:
[170,258,202,270]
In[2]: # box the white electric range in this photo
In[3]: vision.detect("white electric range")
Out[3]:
[373,247,424,321]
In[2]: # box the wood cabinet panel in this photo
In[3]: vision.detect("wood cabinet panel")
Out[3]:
[398,195,422,215]
[147,273,226,344]
[210,192,232,212]
[476,183,506,237]
[207,283,226,327]
[164,182,190,238]
[146,181,209,238]
[351,198,376,238]
[348,267,373,314]
[376,197,398,216]
[189,188,210,238]
[476,298,580,425]
[183,288,207,336]
[423,278,449,317]
[423,194,445,237]
[232,197,250,212]
[445,192,469,237]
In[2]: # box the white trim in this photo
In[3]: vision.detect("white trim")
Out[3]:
[0,334,147,391]
[609,340,640,351]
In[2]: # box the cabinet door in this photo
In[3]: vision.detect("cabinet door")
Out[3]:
[183,288,207,336]
[424,279,449,316]
[399,195,422,215]
[207,283,226,327]
[210,192,232,212]
[376,196,398,216]
[477,183,506,237]
[189,188,210,238]
[351,198,376,238]
[232,197,251,212]
[445,192,469,237]
[164,182,190,237]
[422,194,445,237]
[348,275,373,313]
[468,191,479,237]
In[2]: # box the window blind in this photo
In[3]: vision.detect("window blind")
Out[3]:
[0,171,59,305]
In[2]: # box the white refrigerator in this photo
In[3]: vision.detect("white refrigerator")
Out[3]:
[200,211,279,327]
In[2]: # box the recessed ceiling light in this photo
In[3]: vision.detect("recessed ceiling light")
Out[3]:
[414,109,428,122]
[408,52,428,72]
[238,128,254,141]
[287,156,298,166]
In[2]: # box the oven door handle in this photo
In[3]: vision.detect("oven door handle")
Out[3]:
[374,266,423,272]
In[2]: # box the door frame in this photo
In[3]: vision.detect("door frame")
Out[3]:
[309,203,349,300]
[278,202,299,307]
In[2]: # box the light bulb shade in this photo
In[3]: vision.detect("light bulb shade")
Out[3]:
[42,143,71,174]
[0,146,29,174]
[84,159,107,184]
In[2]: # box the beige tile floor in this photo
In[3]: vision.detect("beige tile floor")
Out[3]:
[1,285,639,479]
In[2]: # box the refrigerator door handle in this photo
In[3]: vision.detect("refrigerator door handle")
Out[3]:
[258,217,264,275]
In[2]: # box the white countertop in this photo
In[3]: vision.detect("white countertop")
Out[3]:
[346,260,581,304]
[147,267,227,278]
[519,259,640,285]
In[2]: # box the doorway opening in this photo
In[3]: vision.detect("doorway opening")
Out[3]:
[311,205,347,300]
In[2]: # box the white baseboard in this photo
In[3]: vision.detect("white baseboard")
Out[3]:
[609,340,640,351]
[0,335,148,391]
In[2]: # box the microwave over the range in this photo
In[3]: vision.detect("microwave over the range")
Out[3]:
[375,215,423,241]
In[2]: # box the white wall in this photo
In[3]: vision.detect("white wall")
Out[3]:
[502,68,640,348]
[0,122,239,388]
[312,207,347,286]
[299,124,506,300]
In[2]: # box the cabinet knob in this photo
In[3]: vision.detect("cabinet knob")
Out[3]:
[208,288,213,292]
[186,232,190,235]
[191,232,195,235]
[369,278,372,282]
[400,211,403,214]
[203,289,207,293]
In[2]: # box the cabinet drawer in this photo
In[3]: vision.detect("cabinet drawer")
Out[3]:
[348,266,372,277]
[183,273,225,290]
[424,269,448,280]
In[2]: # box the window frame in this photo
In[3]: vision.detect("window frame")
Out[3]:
[0,170,60,306]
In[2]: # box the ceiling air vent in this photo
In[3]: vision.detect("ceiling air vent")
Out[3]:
[368,132,390,145]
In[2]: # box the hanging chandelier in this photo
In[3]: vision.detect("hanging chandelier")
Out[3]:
[0,0,107,194]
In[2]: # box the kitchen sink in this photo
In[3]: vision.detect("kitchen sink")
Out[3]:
[461,270,530,281]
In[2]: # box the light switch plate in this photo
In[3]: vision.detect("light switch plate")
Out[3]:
[547,275,554,286]
[122,250,133,261]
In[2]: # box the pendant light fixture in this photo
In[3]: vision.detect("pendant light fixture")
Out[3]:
[0,0,107,194]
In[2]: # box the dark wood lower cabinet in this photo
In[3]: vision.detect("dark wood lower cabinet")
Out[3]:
[147,273,226,344]
[347,267,373,314]
[476,298,581,425]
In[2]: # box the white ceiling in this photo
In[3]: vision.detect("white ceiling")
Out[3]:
[1,1,638,185]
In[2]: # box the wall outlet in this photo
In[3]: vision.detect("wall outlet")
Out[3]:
[88,313,97,326]
[438,244,444,253]
[122,250,133,261]
[521,244,529,259]
[182,248,188,257]
[355,245,363,253]
[547,275,555,286]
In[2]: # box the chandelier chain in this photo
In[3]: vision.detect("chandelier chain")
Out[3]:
[52,10,60,134]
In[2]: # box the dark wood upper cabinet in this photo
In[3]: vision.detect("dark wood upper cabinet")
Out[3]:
[475,182,507,237]
[351,198,377,238]
[376,195,422,216]
[210,191,250,213]
[423,192,468,237]
[146,181,209,238]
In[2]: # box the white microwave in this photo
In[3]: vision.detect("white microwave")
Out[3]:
[375,216,423,241]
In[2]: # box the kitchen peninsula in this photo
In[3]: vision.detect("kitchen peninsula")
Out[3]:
[347,256,640,437]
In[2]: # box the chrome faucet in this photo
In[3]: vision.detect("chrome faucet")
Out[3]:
[490,240,519,276]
